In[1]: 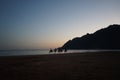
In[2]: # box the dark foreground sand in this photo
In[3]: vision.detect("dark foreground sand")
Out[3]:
[0,51,120,80]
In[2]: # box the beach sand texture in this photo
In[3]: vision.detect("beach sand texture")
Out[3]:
[0,52,120,80]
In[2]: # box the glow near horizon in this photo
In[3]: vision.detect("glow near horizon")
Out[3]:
[0,0,120,50]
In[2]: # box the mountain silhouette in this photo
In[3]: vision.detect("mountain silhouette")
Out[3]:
[62,24,120,50]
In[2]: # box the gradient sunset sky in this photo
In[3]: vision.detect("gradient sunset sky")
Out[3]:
[0,0,120,50]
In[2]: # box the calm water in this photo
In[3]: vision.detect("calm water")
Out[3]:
[0,50,50,56]
[0,50,120,56]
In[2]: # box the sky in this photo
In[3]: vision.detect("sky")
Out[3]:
[0,0,120,50]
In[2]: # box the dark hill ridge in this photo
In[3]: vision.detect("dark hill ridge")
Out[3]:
[62,24,120,50]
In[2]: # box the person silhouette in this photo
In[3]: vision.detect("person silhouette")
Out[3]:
[64,48,67,52]
[54,48,57,53]
[57,48,64,53]
[49,49,53,53]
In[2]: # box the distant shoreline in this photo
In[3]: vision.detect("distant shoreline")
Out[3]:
[0,50,120,56]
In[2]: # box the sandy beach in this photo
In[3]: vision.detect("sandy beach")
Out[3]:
[0,51,120,80]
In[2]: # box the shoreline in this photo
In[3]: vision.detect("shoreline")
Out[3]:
[0,49,120,56]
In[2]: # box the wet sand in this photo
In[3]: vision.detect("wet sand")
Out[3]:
[0,51,120,80]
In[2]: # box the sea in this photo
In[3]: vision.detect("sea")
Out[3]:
[0,50,120,56]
